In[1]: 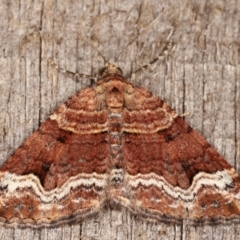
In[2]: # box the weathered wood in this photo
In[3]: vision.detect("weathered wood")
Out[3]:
[0,0,239,239]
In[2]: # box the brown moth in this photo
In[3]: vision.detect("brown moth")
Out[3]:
[1,14,240,228]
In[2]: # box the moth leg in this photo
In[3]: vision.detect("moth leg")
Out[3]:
[130,37,174,81]
[48,58,98,83]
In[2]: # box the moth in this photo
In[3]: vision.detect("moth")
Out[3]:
[1,14,240,228]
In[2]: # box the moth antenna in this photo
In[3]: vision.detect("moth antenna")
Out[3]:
[115,10,165,62]
[45,8,108,65]
[46,11,108,81]
[61,23,108,64]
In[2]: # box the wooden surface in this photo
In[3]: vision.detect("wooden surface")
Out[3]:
[0,0,240,239]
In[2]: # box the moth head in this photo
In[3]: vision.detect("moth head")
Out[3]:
[100,62,123,78]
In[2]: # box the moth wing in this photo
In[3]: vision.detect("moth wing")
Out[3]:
[0,86,109,227]
[120,85,240,224]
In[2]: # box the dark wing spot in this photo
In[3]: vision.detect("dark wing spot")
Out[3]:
[57,136,66,143]
[164,134,175,142]
[187,126,193,133]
